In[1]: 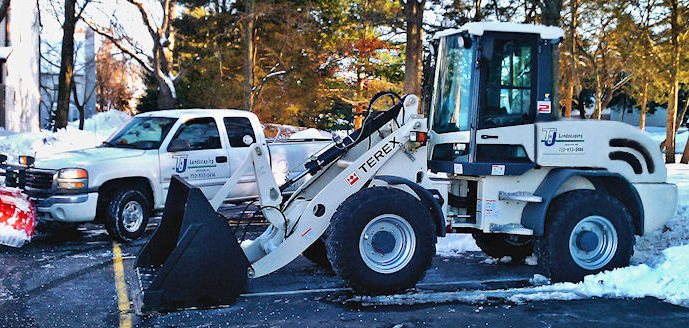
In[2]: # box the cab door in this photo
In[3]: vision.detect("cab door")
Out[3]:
[159,117,231,199]
[472,32,538,174]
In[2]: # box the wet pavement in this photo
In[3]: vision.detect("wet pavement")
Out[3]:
[1,205,689,328]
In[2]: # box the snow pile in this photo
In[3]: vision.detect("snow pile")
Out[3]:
[507,244,689,307]
[435,234,480,256]
[289,128,331,140]
[0,223,30,246]
[633,164,689,263]
[0,110,131,161]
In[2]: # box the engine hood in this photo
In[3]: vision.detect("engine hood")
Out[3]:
[34,147,147,170]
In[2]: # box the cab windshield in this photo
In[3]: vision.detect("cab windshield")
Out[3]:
[103,117,177,150]
[431,34,474,134]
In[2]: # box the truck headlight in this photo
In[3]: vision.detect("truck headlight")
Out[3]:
[57,168,88,190]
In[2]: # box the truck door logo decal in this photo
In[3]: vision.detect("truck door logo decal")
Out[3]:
[346,172,360,185]
[174,155,188,173]
[542,128,557,147]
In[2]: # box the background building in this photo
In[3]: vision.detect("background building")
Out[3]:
[0,0,41,133]
[40,26,97,129]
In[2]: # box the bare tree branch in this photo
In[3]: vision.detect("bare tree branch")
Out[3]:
[83,19,154,72]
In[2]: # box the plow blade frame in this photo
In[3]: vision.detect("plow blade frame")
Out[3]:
[134,175,249,313]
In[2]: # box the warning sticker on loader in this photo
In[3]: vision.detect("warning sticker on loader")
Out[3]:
[540,128,585,155]
[537,100,552,114]
[484,200,499,217]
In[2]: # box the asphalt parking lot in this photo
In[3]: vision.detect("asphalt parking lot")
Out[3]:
[2,205,689,328]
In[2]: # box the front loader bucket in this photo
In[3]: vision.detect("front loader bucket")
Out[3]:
[133,175,249,313]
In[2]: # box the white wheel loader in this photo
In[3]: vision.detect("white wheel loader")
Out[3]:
[132,22,678,312]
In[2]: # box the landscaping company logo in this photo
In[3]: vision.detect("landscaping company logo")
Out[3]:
[541,128,586,155]
[174,155,188,173]
[542,128,557,147]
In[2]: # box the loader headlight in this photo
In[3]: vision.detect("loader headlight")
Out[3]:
[57,168,88,190]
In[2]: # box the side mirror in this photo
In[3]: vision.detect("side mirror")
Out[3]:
[167,139,191,152]
[242,135,254,146]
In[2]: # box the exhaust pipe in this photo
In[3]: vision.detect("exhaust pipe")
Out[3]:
[133,175,249,313]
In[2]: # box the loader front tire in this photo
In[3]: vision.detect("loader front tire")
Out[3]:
[104,188,151,242]
[326,187,436,295]
[536,190,635,282]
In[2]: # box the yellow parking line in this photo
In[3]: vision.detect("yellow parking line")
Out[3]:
[112,242,132,328]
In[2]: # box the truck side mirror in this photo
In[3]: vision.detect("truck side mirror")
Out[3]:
[167,139,191,152]
[242,135,254,146]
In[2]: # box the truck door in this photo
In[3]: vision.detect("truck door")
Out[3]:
[222,116,257,199]
[160,117,231,199]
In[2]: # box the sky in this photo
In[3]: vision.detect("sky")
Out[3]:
[39,0,159,53]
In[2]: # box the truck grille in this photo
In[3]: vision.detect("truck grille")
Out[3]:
[25,169,56,195]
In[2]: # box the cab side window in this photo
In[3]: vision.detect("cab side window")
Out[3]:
[479,38,536,128]
[170,117,222,150]
[224,117,256,147]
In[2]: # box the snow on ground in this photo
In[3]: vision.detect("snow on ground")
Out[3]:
[0,110,131,161]
[436,234,480,256]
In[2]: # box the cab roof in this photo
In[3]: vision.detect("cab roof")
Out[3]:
[433,22,565,40]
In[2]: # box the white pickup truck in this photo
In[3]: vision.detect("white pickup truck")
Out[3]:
[1,109,331,241]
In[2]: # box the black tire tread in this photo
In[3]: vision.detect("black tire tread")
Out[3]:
[302,237,332,269]
[103,188,150,242]
[326,186,436,295]
[536,190,635,282]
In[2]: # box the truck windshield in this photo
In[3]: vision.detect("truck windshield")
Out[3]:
[431,34,474,134]
[103,117,177,149]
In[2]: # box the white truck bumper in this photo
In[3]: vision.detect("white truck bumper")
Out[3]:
[35,192,99,223]
[634,183,678,235]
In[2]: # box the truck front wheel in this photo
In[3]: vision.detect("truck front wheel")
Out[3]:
[536,190,635,282]
[104,189,151,242]
[326,187,436,295]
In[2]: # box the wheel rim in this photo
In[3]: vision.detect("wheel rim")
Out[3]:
[122,200,144,233]
[568,215,618,270]
[359,214,416,274]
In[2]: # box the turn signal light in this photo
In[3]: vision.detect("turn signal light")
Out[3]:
[410,131,427,145]
[18,155,35,166]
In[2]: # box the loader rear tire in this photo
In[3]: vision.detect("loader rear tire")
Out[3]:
[536,190,635,282]
[472,232,534,262]
[326,187,436,295]
[104,188,151,242]
[302,236,331,269]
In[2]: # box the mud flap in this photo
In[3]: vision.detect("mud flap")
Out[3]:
[133,175,249,313]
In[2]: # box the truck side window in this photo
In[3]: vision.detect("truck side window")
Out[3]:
[224,117,255,147]
[479,38,535,128]
[170,117,222,150]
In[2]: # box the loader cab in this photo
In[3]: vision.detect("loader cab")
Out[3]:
[427,23,563,175]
